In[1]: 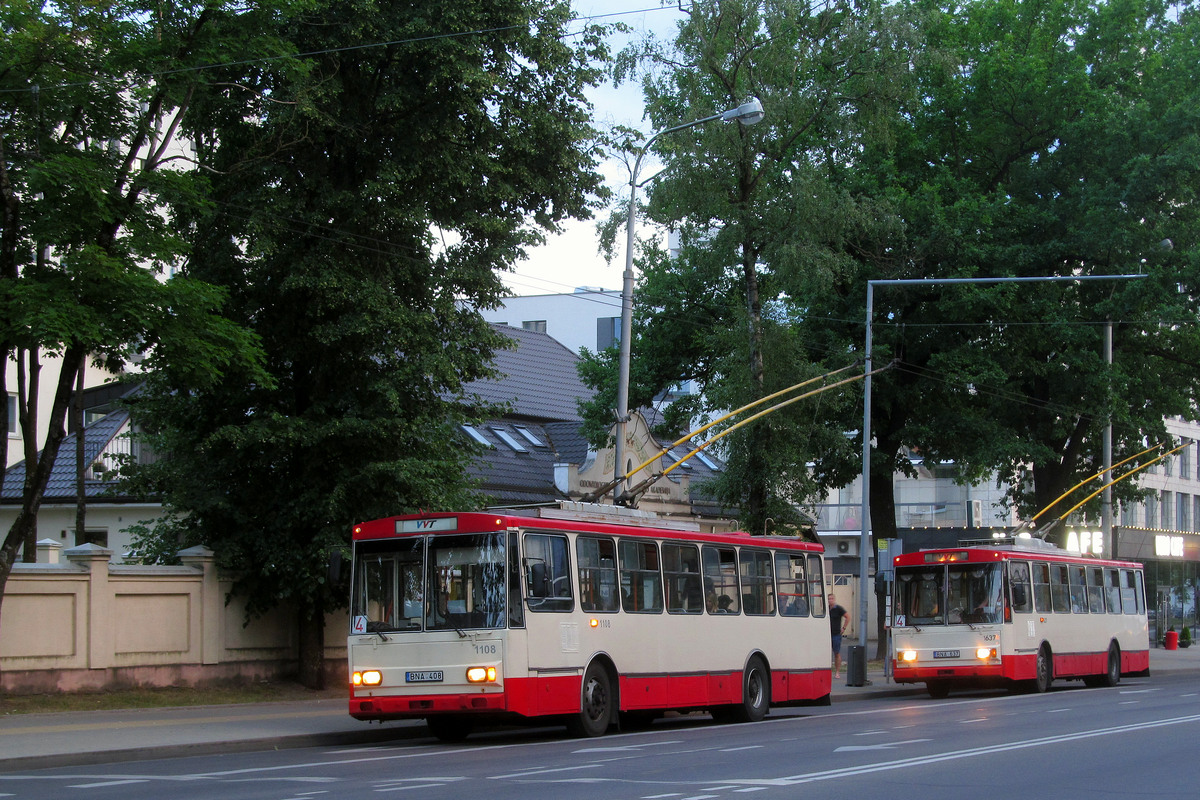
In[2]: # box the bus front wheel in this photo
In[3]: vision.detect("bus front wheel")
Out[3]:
[568,661,613,738]
[1033,646,1053,693]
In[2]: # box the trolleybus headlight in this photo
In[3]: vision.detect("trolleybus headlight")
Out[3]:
[900,650,918,663]
[466,666,497,683]
[976,648,997,660]
[352,670,383,686]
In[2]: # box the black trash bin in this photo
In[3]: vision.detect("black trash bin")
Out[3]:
[846,644,866,687]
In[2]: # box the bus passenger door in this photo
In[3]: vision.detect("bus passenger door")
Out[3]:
[1006,560,1039,679]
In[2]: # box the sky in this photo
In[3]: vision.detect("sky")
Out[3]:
[501,1,689,297]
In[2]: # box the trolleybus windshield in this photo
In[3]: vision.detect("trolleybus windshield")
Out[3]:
[895,562,1004,626]
[352,533,510,633]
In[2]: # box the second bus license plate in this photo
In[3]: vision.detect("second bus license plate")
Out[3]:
[933,650,960,659]
[405,670,444,683]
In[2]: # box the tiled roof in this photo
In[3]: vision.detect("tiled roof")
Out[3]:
[464,325,589,423]
[463,420,565,506]
[543,421,590,465]
[2,410,132,502]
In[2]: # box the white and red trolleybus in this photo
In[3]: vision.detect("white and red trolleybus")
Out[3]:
[347,507,832,740]
[891,538,1150,698]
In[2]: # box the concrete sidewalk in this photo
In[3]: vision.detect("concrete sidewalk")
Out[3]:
[2,646,1196,772]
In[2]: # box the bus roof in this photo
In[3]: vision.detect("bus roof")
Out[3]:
[352,509,824,553]
[893,541,1142,570]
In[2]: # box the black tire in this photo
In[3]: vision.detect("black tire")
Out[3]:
[926,681,950,699]
[1101,643,1121,687]
[727,656,770,723]
[1033,646,1053,693]
[426,715,473,743]
[567,661,613,738]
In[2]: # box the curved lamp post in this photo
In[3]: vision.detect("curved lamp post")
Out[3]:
[613,97,765,505]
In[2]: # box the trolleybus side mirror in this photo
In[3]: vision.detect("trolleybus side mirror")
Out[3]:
[527,560,549,598]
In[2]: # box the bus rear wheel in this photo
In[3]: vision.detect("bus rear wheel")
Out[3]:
[1086,643,1121,688]
[567,661,613,738]
[723,656,770,723]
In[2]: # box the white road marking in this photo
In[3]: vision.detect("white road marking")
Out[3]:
[756,714,1200,786]
[574,741,684,754]
[834,739,930,753]
[489,764,605,780]
[67,780,150,789]
[719,746,762,752]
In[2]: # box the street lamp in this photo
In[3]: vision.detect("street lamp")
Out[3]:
[612,97,765,505]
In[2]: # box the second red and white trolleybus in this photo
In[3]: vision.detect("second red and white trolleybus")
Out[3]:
[891,538,1149,698]
[347,507,832,740]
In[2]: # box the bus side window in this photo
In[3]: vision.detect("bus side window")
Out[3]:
[1032,562,1052,613]
[1105,568,1122,614]
[1120,569,1138,614]
[775,552,808,617]
[1068,565,1087,613]
[702,545,740,614]
[578,536,619,613]
[739,549,774,616]
[1009,561,1033,614]
[1050,564,1071,614]
[1086,566,1105,613]
[663,543,703,614]
[524,533,573,612]
[619,539,663,613]
[807,554,826,617]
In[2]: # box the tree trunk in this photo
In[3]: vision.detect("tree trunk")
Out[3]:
[296,598,327,690]
[0,344,86,627]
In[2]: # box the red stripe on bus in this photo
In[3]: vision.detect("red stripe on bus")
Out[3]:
[350,666,833,721]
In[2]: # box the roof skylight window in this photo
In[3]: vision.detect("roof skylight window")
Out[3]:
[514,426,545,447]
[461,425,493,448]
[695,451,718,470]
[491,427,528,453]
[668,449,694,469]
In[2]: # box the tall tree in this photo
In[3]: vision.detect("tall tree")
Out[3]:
[128,0,610,687]
[0,2,270,633]
[582,0,915,536]
[590,0,1200,547]
[802,0,1200,536]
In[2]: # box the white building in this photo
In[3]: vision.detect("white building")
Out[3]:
[479,287,623,355]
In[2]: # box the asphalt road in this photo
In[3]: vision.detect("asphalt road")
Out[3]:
[1,670,1197,800]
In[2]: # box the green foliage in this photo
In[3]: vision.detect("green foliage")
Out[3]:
[1,2,275,591]
[126,0,611,632]
[582,0,915,533]
[587,0,1200,534]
